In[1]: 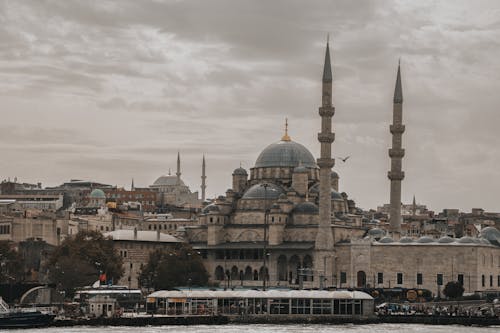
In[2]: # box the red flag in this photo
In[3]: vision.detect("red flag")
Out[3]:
[99,273,107,282]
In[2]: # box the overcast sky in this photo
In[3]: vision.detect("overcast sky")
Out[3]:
[1,0,500,212]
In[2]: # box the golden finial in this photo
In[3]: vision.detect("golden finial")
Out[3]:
[281,118,291,141]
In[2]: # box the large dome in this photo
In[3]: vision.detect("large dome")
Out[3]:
[153,175,185,187]
[255,140,316,168]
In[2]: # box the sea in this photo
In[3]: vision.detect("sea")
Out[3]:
[8,324,500,333]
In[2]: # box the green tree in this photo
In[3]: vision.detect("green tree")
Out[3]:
[443,281,465,299]
[139,244,208,290]
[47,230,124,296]
[0,241,23,283]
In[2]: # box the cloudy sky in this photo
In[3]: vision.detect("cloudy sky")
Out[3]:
[1,0,500,212]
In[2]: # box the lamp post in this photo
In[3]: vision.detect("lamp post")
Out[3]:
[262,183,269,291]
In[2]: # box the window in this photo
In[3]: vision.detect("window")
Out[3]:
[417,273,423,285]
[397,273,403,285]
[482,274,485,287]
[340,272,347,284]
[377,273,383,284]
[458,274,464,286]
[490,275,493,287]
[437,274,443,286]
[498,275,500,287]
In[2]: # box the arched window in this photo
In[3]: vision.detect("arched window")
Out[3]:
[277,255,287,281]
[231,266,239,280]
[244,266,253,280]
[303,255,313,282]
[289,255,301,284]
[259,266,269,281]
[253,269,259,281]
[215,266,224,280]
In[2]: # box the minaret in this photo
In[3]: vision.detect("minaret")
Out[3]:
[201,155,207,201]
[388,61,405,237]
[412,195,416,216]
[131,178,135,191]
[315,38,335,252]
[176,151,181,185]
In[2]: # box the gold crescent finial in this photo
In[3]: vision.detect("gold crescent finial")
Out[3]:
[281,118,291,141]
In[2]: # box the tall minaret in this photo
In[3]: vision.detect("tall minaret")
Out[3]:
[176,151,181,184]
[201,155,206,201]
[315,38,335,253]
[388,62,405,237]
[131,178,135,191]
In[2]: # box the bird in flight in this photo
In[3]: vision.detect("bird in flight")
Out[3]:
[337,156,350,162]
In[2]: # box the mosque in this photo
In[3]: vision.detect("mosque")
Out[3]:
[183,41,500,296]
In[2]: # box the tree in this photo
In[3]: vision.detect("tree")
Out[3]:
[139,243,208,290]
[443,281,465,299]
[47,230,124,296]
[0,241,23,283]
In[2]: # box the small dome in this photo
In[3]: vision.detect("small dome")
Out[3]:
[255,140,316,168]
[293,165,308,173]
[399,237,414,243]
[457,236,475,244]
[201,204,219,214]
[368,228,386,236]
[278,193,287,200]
[90,189,106,199]
[309,184,343,200]
[368,219,381,225]
[331,171,339,179]
[480,227,500,242]
[232,167,248,176]
[153,175,185,186]
[292,202,319,214]
[438,236,455,243]
[416,236,434,243]
[378,236,394,243]
[242,183,284,200]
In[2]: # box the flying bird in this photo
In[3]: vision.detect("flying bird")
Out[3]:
[337,156,351,163]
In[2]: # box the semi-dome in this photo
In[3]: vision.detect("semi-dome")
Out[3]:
[457,236,475,244]
[255,140,316,168]
[292,202,319,214]
[89,189,106,199]
[368,228,385,237]
[242,183,284,200]
[416,236,434,243]
[201,203,219,214]
[399,237,414,243]
[153,175,185,186]
[309,184,343,200]
[232,167,248,176]
[438,236,455,243]
[478,237,491,245]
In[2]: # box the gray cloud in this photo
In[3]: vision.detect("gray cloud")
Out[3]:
[1,0,499,211]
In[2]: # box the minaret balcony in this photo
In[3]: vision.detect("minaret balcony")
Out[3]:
[319,107,335,117]
[318,132,335,143]
[317,158,335,168]
[387,171,405,180]
[390,124,405,134]
[388,148,405,158]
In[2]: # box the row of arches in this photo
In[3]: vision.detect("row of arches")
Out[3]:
[214,266,269,281]
[213,254,315,284]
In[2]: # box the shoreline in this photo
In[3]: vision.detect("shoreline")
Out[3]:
[47,314,500,328]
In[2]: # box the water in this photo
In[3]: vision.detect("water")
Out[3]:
[8,324,500,333]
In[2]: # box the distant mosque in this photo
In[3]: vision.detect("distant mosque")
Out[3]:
[150,152,204,208]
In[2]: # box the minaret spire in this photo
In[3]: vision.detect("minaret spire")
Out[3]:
[131,178,135,191]
[281,118,291,141]
[201,155,207,201]
[315,37,336,287]
[176,151,181,184]
[388,62,405,237]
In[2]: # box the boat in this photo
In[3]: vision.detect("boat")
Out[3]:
[0,297,54,328]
